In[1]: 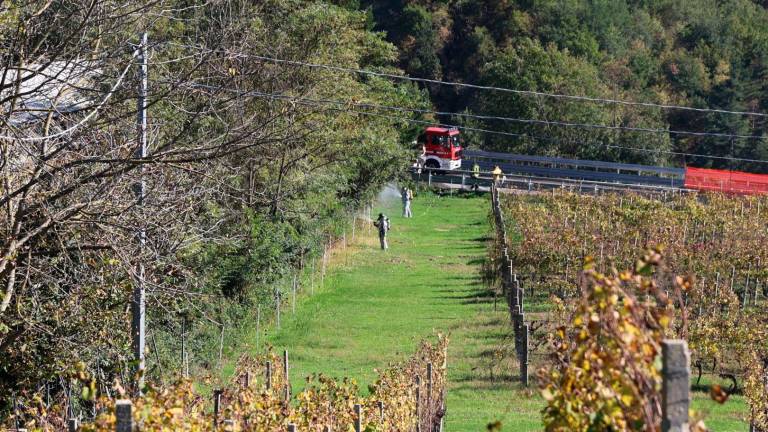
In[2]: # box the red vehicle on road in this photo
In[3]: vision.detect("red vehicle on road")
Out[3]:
[417,126,463,171]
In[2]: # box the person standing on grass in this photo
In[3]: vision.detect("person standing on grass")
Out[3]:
[402,187,413,218]
[373,213,390,250]
[472,161,480,191]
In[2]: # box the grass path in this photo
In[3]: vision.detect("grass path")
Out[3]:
[259,192,536,430]
[246,191,748,431]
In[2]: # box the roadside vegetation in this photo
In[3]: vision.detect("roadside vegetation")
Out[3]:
[0,0,430,414]
[358,0,768,171]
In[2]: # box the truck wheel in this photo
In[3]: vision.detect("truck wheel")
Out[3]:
[425,160,444,175]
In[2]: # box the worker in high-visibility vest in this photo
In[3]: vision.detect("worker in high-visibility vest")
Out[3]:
[492,165,503,184]
[471,162,481,191]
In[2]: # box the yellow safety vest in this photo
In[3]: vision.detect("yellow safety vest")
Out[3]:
[492,166,502,181]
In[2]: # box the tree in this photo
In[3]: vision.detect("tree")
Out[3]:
[0,0,426,410]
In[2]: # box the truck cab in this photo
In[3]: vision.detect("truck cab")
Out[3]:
[418,126,462,171]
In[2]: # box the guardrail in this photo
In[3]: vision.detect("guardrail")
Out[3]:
[411,167,691,196]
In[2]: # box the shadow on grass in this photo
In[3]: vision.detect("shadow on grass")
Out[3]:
[471,236,494,242]
[452,373,522,384]
[437,289,496,300]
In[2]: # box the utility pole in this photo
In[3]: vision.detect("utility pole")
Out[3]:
[132,32,148,394]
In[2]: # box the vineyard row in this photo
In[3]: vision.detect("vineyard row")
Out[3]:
[488,184,768,431]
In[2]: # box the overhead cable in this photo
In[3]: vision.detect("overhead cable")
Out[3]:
[182,82,768,164]
[180,81,767,141]
[168,42,768,118]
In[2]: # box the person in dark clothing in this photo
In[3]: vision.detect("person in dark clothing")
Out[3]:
[373,213,390,250]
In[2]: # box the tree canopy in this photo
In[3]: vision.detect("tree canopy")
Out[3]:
[360,0,768,170]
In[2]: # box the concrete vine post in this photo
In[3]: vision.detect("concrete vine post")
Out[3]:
[661,340,691,432]
[275,288,281,330]
[115,400,133,432]
[283,350,290,401]
[181,317,188,378]
[521,323,530,387]
[427,363,433,427]
[311,259,316,295]
[256,304,261,349]
[213,389,223,428]
[354,403,362,432]
[415,376,422,432]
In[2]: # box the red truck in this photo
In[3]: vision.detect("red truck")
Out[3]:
[417,126,463,171]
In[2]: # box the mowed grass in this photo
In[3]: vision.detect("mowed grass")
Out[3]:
[259,191,533,430]
[242,191,749,431]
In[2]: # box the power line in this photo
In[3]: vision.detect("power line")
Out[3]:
[180,81,768,142]
[182,83,768,164]
[168,43,768,119]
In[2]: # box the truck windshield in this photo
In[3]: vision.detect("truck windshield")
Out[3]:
[451,136,461,148]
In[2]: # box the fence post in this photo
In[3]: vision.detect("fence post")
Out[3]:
[115,400,132,432]
[521,323,530,387]
[68,418,79,432]
[513,279,522,309]
[266,361,272,390]
[213,389,223,427]
[180,317,187,378]
[377,401,384,424]
[513,305,525,355]
[288,424,297,432]
[661,340,690,432]
[256,304,261,349]
[283,349,290,401]
[427,363,434,427]
[311,258,316,295]
[415,376,422,432]
[354,403,362,432]
[275,288,281,330]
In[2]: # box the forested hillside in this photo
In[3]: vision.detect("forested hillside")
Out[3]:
[358,0,768,170]
[0,0,428,410]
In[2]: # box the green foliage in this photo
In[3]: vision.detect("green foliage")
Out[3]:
[540,251,675,431]
[360,0,768,170]
[0,0,432,412]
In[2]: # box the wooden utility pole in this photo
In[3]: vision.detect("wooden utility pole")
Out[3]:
[131,32,148,394]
